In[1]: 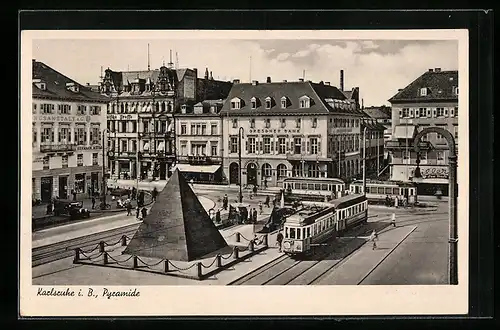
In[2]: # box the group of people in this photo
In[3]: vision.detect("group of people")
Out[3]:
[385,195,408,208]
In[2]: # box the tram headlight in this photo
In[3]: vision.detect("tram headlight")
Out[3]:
[283,241,291,250]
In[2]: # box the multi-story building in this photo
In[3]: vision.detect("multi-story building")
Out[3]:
[32,60,108,202]
[174,99,225,182]
[220,76,366,188]
[386,68,459,195]
[359,118,386,178]
[362,105,392,141]
[100,64,231,181]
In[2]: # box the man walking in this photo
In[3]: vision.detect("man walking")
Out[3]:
[91,196,96,209]
[265,195,270,208]
[370,230,378,250]
[222,194,228,210]
[276,230,284,252]
[252,207,258,223]
[126,201,133,216]
[258,201,263,215]
[391,212,397,227]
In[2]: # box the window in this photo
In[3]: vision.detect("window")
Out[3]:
[92,153,98,165]
[90,125,100,145]
[121,140,128,152]
[401,108,409,118]
[180,144,187,156]
[420,88,427,96]
[419,108,426,118]
[420,151,427,161]
[436,107,445,117]
[211,144,218,156]
[312,118,317,128]
[41,126,54,143]
[402,150,410,163]
[454,107,458,117]
[262,163,272,177]
[437,151,444,161]
[58,104,71,114]
[230,137,238,153]
[58,126,70,144]
[190,124,196,135]
[310,138,318,154]
[74,173,85,193]
[62,155,68,168]
[32,103,37,114]
[264,119,271,128]
[265,98,272,109]
[75,126,86,145]
[278,137,286,154]
[211,124,217,135]
[90,106,100,115]
[77,154,83,166]
[41,104,55,114]
[296,118,301,128]
[32,126,37,145]
[280,118,286,128]
[277,164,287,180]
[131,140,137,152]
[263,137,271,153]
[43,156,49,170]
[251,98,257,109]
[143,120,149,133]
[201,124,207,135]
[454,86,459,95]
[299,97,310,108]
[308,163,320,178]
[454,126,458,139]
[143,140,150,151]
[281,97,287,109]
[231,99,241,109]
[232,119,237,128]
[294,137,302,154]
[248,137,256,154]
[77,105,87,115]
[181,124,187,135]
[250,119,255,128]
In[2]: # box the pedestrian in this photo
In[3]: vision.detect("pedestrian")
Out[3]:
[265,195,270,207]
[126,201,132,216]
[46,202,52,215]
[152,187,158,202]
[258,201,263,214]
[87,187,91,199]
[370,230,378,250]
[132,187,137,200]
[141,207,148,219]
[215,209,221,224]
[264,178,268,189]
[127,188,131,199]
[394,196,399,208]
[276,230,284,252]
[223,194,228,210]
[136,206,141,220]
[252,185,257,197]
[391,212,396,227]
[72,190,77,201]
[249,191,253,200]
[91,196,96,209]
[252,207,258,223]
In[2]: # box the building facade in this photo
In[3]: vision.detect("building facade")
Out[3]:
[360,118,386,178]
[32,60,108,202]
[387,68,459,195]
[220,77,366,188]
[174,99,225,182]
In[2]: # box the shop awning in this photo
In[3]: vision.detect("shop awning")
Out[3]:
[173,164,221,174]
[393,125,417,139]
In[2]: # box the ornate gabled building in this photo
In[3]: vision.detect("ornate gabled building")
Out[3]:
[387,68,459,196]
[32,60,109,202]
[219,73,367,188]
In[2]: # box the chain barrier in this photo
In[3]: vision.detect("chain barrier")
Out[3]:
[168,260,198,271]
[220,250,235,260]
[79,244,100,255]
[106,254,134,266]
[200,257,218,269]
[136,256,165,268]
[103,237,124,247]
[239,234,253,242]
[80,250,103,261]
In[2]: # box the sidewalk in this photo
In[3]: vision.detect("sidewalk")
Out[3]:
[313,225,417,285]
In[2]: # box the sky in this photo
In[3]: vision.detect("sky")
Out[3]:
[32,39,458,106]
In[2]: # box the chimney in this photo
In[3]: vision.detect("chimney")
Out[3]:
[298,78,304,82]
[398,88,403,92]
[233,79,240,84]
[210,71,213,80]
[325,81,330,86]
[252,80,258,86]
[204,68,209,79]
[283,79,287,82]
[362,98,364,109]
[86,83,90,86]
[434,68,441,72]
[340,69,344,91]
[266,76,271,83]
[428,69,434,72]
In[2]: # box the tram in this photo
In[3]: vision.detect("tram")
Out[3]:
[281,194,368,256]
[349,180,417,205]
[281,177,346,203]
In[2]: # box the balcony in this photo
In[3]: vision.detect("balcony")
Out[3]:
[40,143,76,153]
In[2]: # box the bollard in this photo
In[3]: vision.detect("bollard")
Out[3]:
[197,262,203,279]
[216,254,222,268]
[73,248,80,263]
[233,246,239,260]
[121,235,127,246]
[235,232,240,242]
[103,252,108,265]
[263,234,268,248]
[164,260,169,273]
[99,241,105,253]
[133,256,138,268]
[249,240,255,252]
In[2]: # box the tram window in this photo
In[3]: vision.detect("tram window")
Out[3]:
[300,183,307,190]
[285,227,289,238]
[297,229,301,239]
[365,186,370,193]
[307,184,314,190]
[377,187,384,194]
[314,184,321,190]
[307,228,311,237]
[385,187,392,195]
[410,188,415,196]
[290,228,296,239]
[321,184,328,190]
[322,221,326,231]
[393,187,399,195]
[302,228,306,238]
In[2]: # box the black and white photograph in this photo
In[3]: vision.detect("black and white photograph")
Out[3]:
[20,29,469,316]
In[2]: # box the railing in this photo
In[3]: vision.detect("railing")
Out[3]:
[40,143,76,153]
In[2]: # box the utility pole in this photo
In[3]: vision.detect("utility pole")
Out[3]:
[238,127,244,202]
[363,126,367,195]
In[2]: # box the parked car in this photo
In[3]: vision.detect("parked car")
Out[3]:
[53,199,91,220]
[109,188,130,198]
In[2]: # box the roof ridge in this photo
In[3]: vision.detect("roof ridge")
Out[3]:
[307,81,333,114]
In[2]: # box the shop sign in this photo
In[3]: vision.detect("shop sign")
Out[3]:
[420,167,449,179]
[33,115,87,123]
[248,128,300,134]
[76,145,102,151]
[107,114,138,120]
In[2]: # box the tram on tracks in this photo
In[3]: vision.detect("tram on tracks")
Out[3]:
[281,194,368,257]
[349,179,417,205]
[281,177,347,203]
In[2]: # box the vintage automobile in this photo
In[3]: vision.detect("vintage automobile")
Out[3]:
[53,199,91,220]
[109,188,130,198]
[228,203,253,225]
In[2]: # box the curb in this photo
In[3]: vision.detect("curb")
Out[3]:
[226,251,287,285]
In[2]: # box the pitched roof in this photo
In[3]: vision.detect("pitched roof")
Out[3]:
[122,169,228,261]
[363,106,392,120]
[220,81,364,116]
[388,70,459,103]
[32,60,109,102]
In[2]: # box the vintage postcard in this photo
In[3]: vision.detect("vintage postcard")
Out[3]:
[20,29,469,316]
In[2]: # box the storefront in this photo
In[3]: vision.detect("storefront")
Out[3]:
[390,164,449,196]
[40,176,53,202]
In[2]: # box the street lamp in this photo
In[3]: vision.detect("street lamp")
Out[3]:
[100,128,110,209]
[362,126,367,196]
[413,126,458,285]
[238,127,244,203]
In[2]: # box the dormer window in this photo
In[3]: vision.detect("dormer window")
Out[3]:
[281,96,288,109]
[264,118,271,128]
[66,82,80,93]
[250,118,255,128]
[420,88,428,96]
[265,97,273,109]
[299,95,311,108]
[453,86,459,95]
[33,78,46,91]
[231,97,242,110]
[181,105,187,114]
[251,97,257,109]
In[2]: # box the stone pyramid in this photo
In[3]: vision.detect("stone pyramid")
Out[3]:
[123,169,228,261]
